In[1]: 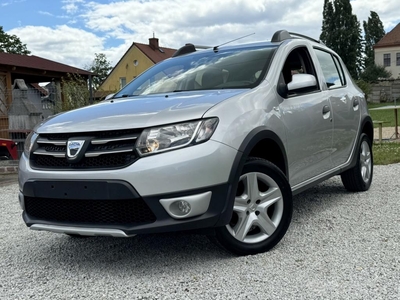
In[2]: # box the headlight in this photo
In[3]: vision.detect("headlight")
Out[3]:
[24,131,38,158]
[136,118,218,156]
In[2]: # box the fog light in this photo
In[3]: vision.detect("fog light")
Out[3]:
[159,191,211,219]
[169,200,191,216]
[177,200,191,214]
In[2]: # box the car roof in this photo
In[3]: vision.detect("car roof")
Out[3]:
[173,30,330,58]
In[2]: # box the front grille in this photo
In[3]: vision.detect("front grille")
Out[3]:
[31,129,142,170]
[25,196,156,225]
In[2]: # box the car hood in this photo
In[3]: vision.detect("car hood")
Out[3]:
[36,90,246,133]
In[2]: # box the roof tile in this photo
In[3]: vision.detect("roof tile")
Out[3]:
[0,52,92,75]
[374,23,400,48]
[134,42,176,63]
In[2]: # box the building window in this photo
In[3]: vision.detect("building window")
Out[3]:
[397,53,400,66]
[119,77,127,89]
[383,54,391,67]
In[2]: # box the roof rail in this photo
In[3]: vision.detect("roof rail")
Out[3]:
[271,30,324,44]
[172,44,196,57]
[288,32,323,44]
[193,45,211,49]
[172,44,212,57]
[271,30,292,43]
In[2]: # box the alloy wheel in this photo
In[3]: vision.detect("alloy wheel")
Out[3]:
[360,140,372,184]
[226,172,284,244]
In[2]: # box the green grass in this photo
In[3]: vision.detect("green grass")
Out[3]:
[367,103,400,165]
[373,142,400,165]
[368,102,399,127]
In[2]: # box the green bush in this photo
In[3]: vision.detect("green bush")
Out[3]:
[55,73,90,113]
[356,79,371,101]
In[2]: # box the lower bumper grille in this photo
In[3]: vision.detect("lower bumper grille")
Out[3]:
[25,196,156,225]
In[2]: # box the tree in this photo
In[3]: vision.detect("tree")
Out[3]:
[360,64,391,82]
[320,0,363,79]
[57,73,90,113]
[85,53,113,91]
[320,0,335,47]
[363,11,385,68]
[0,26,30,55]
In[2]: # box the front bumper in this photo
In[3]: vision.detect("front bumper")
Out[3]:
[20,181,232,235]
[19,141,239,235]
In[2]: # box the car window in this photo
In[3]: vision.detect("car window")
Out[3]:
[279,46,319,96]
[314,49,344,89]
[332,55,346,86]
[114,45,277,98]
[133,65,184,95]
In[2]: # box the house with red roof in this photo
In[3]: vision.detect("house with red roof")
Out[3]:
[98,37,176,97]
[374,23,400,79]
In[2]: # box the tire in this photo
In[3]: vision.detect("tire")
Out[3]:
[213,158,292,256]
[0,148,11,160]
[341,133,373,192]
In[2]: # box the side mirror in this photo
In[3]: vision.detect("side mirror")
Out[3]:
[277,82,288,98]
[287,74,317,91]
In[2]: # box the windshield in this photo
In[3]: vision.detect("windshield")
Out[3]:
[114,45,277,98]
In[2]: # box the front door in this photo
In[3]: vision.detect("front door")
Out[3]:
[281,92,333,186]
[278,47,333,187]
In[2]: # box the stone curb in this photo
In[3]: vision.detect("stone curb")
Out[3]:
[0,166,18,174]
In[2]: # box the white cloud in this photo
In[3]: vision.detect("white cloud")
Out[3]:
[62,0,85,14]
[81,0,325,48]
[8,25,114,69]
[6,0,400,71]
[351,0,400,31]
[79,0,400,46]
[62,3,78,13]
[1,0,25,7]
[38,11,54,16]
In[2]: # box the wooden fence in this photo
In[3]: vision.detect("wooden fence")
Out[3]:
[368,79,400,104]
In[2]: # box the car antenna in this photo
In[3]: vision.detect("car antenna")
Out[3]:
[213,33,255,52]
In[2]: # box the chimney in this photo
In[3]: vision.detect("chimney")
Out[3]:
[149,37,159,50]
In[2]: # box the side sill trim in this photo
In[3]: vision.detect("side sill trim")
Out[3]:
[291,164,344,195]
[30,224,135,237]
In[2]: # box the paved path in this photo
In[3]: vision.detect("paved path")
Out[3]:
[0,173,18,186]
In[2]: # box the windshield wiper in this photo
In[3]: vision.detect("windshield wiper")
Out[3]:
[112,94,133,99]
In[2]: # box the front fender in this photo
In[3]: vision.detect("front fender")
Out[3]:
[215,127,287,226]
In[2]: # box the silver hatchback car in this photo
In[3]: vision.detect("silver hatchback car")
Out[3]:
[19,30,373,255]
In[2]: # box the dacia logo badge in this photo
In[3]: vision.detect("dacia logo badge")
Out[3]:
[67,140,85,159]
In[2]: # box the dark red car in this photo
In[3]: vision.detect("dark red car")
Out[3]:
[0,138,18,160]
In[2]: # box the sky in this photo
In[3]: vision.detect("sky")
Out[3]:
[1,0,399,70]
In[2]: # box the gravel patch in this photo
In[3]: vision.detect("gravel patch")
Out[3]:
[373,126,399,141]
[1,164,399,299]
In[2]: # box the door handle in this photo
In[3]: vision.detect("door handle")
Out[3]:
[353,99,359,107]
[322,105,330,114]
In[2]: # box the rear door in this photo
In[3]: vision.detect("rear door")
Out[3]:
[314,49,361,166]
